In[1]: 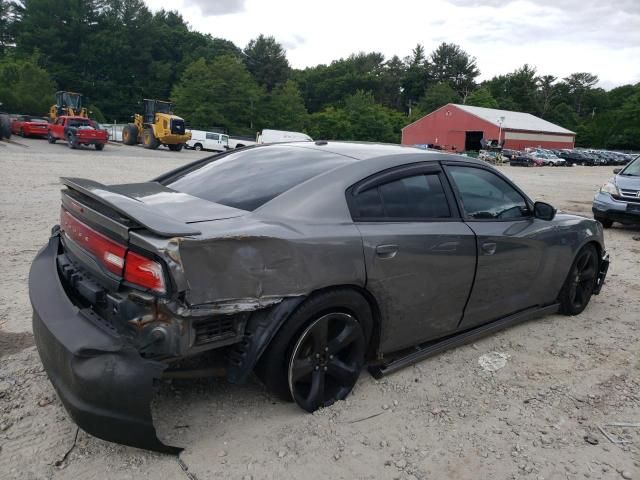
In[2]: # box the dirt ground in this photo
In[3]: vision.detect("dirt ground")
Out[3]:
[0,137,638,480]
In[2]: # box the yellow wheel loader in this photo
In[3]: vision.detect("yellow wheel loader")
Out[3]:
[121,99,190,151]
[49,91,88,122]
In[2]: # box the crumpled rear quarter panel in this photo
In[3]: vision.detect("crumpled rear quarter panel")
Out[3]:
[177,220,366,306]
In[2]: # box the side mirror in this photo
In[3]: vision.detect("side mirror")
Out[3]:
[534,201,556,221]
[613,168,622,174]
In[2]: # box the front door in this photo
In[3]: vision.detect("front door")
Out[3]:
[350,164,477,353]
[444,164,550,329]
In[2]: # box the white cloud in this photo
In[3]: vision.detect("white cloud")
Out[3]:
[144,0,640,88]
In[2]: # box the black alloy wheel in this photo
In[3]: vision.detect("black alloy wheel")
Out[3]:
[559,244,599,315]
[288,312,365,412]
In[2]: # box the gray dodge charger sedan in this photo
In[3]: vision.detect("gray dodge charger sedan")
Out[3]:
[29,141,609,453]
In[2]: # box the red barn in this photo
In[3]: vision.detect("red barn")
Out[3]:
[401,103,575,152]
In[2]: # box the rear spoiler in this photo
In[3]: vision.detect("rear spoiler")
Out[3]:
[61,177,201,237]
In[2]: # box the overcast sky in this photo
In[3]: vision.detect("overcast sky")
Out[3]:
[145,0,640,89]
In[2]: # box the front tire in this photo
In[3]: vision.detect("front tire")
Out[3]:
[47,132,56,144]
[594,215,613,228]
[95,143,104,151]
[256,289,372,411]
[142,128,159,149]
[168,143,183,152]
[558,244,599,316]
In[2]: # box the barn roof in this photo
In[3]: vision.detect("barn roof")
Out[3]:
[452,104,575,135]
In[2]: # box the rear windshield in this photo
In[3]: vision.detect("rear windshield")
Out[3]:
[162,145,352,211]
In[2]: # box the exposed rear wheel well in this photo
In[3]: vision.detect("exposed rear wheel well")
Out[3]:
[302,285,382,360]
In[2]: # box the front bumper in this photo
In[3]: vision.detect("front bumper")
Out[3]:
[592,192,640,225]
[29,236,180,454]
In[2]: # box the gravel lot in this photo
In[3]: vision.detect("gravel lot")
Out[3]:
[1,138,638,480]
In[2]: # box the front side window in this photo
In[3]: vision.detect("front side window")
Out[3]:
[447,166,530,220]
[352,173,451,220]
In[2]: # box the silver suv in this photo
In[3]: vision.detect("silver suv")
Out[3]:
[592,155,640,227]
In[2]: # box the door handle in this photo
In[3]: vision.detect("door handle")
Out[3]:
[375,244,399,259]
[481,242,497,255]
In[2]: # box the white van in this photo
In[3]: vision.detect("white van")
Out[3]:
[186,130,229,152]
[256,129,312,144]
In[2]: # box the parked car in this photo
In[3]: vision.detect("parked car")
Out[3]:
[557,150,587,166]
[529,150,567,166]
[29,142,609,453]
[11,115,50,138]
[509,151,536,167]
[47,115,108,150]
[186,129,229,152]
[574,150,601,166]
[592,154,640,227]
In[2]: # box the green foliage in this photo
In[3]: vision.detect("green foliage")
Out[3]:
[465,87,498,108]
[428,42,479,98]
[418,83,460,113]
[294,52,388,113]
[307,91,400,143]
[172,56,262,134]
[256,80,307,131]
[0,55,55,114]
[3,2,639,148]
[243,34,290,92]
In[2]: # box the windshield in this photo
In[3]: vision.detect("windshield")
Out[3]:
[62,93,82,109]
[162,146,352,211]
[155,101,172,114]
[621,155,640,176]
[68,119,92,128]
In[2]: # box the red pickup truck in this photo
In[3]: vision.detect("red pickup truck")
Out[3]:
[48,116,108,150]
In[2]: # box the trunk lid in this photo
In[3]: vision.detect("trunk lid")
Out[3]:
[61,177,246,239]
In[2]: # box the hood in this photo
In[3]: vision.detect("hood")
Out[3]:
[615,174,640,191]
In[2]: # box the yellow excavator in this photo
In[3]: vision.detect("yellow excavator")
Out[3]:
[122,99,190,151]
[49,91,88,121]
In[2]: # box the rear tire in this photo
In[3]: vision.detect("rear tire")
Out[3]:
[194,143,203,151]
[255,289,372,411]
[558,244,599,316]
[168,143,183,152]
[122,124,138,145]
[47,132,56,144]
[142,128,159,149]
[95,143,104,151]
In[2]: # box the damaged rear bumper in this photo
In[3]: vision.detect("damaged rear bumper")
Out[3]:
[29,235,180,454]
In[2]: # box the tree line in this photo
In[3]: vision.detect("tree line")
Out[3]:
[1,0,638,149]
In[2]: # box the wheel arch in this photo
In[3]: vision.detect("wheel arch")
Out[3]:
[226,284,383,384]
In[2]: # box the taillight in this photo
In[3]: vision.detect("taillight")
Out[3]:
[60,209,126,275]
[124,251,166,294]
[60,208,166,294]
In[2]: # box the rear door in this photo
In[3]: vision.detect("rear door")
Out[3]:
[349,163,477,353]
[443,163,551,329]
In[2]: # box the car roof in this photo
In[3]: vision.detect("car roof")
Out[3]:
[263,141,482,164]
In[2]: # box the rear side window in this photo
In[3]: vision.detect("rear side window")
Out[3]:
[162,146,352,211]
[352,174,451,220]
